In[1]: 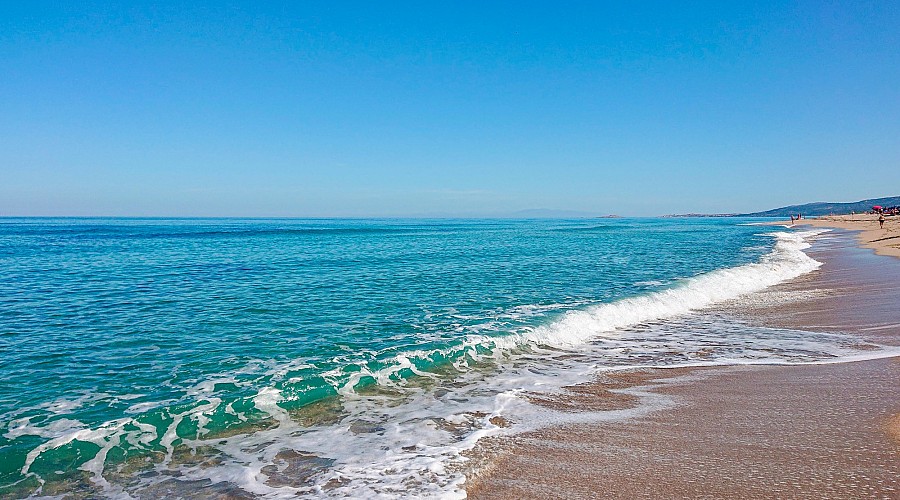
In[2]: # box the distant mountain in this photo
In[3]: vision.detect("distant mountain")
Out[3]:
[739,196,900,217]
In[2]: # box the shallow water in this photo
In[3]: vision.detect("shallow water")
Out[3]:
[0,218,892,498]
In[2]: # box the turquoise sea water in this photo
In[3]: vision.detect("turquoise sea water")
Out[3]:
[0,218,890,498]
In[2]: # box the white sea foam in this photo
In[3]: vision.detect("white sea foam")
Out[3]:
[5,417,85,440]
[633,280,667,287]
[515,230,826,348]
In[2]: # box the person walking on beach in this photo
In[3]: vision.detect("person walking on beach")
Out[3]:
[790,214,795,224]
[879,213,885,229]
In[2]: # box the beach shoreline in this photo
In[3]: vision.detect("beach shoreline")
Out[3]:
[464,224,900,498]
[777,213,900,258]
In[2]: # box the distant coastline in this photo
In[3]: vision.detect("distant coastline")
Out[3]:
[736,195,900,217]
[663,195,900,218]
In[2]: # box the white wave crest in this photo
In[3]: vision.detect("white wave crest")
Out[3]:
[519,229,826,347]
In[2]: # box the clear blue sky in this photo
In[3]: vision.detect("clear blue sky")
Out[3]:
[2,1,898,216]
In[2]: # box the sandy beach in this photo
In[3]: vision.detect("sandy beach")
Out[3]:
[465,226,900,498]
[786,213,900,258]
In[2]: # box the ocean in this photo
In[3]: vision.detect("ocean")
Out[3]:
[0,218,893,498]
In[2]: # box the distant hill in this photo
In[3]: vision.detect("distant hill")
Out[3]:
[739,196,900,217]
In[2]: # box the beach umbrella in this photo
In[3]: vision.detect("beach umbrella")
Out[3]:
[873,205,883,211]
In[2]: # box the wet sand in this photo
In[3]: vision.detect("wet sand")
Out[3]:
[722,226,900,346]
[465,230,900,498]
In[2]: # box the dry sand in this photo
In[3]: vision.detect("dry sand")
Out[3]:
[465,227,900,499]
[784,213,900,258]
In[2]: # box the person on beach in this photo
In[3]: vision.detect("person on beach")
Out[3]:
[879,213,885,229]
[790,214,795,224]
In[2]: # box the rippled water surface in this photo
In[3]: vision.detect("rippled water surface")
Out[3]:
[0,218,889,498]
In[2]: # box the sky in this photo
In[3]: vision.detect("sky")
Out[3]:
[2,1,899,217]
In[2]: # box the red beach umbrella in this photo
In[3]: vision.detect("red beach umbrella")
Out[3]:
[873,205,883,211]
